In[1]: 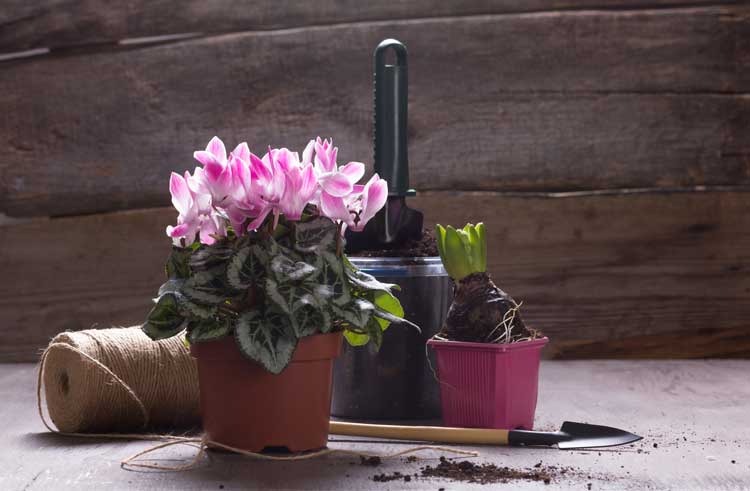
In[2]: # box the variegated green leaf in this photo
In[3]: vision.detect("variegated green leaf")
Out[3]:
[189,243,234,271]
[187,318,233,343]
[142,293,187,340]
[182,283,226,305]
[343,259,398,293]
[227,245,264,290]
[371,290,403,331]
[179,297,218,319]
[270,255,317,281]
[333,298,375,329]
[234,310,298,374]
[294,217,338,254]
[165,247,192,279]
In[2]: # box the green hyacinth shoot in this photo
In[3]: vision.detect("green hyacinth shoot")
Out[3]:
[435,223,487,282]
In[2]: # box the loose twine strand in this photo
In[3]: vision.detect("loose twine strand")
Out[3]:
[37,327,479,471]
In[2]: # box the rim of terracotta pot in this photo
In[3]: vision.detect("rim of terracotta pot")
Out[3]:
[427,336,549,353]
[191,331,343,362]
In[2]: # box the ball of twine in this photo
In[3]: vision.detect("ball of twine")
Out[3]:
[39,327,200,433]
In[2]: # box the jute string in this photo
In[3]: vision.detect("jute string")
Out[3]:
[37,327,479,470]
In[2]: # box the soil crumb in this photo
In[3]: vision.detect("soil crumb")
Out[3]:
[349,228,439,257]
[360,456,382,467]
[372,471,410,483]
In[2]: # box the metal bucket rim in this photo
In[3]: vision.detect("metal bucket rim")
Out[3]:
[347,256,447,277]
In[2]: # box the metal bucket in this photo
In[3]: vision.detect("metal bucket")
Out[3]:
[332,256,452,419]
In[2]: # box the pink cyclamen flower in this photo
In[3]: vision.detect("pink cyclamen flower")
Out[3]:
[166,171,225,246]
[310,137,365,197]
[280,161,317,220]
[242,147,317,231]
[192,136,237,207]
[319,174,388,231]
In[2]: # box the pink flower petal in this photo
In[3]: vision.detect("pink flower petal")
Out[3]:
[166,222,198,246]
[231,142,250,162]
[199,214,223,245]
[226,206,248,234]
[249,152,272,182]
[169,172,193,216]
[280,166,306,220]
[320,191,352,224]
[299,163,318,201]
[339,162,365,183]
[206,136,227,162]
[302,139,315,165]
[230,153,252,198]
[320,172,354,197]
[246,206,272,231]
[166,223,190,238]
[352,175,388,231]
[193,150,221,167]
[270,156,286,200]
[275,148,297,172]
[314,141,335,173]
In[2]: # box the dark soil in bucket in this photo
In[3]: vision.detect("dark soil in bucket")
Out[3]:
[348,228,439,257]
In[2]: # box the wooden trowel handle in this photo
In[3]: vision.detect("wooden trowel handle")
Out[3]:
[329,421,509,446]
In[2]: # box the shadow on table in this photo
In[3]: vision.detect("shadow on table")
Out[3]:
[20,431,199,448]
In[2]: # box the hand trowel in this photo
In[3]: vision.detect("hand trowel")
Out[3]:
[330,421,642,449]
[345,39,424,253]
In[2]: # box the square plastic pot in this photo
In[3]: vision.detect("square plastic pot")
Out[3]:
[427,337,548,429]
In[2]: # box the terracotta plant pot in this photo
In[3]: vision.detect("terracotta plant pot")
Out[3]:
[427,337,548,430]
[191,331,343,452]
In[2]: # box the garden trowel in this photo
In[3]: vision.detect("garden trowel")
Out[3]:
[329,421,642,449]
[345,39,424,253]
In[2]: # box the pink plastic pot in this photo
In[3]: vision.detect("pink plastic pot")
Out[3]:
[427,337,548,430]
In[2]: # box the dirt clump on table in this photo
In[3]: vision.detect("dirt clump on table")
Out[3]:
[420,457,562,485]
[360,456,382,467]
[372,471,413,483]
[348,228,439,257]
[370,457,577,485]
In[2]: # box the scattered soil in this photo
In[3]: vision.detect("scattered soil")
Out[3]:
[348,228,439,257]
[420,457,560,485]
[370,456,576,486]
[360,456,383,467]
[372,471,412,483]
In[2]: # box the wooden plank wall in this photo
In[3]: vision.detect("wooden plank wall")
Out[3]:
[1,1,748,361]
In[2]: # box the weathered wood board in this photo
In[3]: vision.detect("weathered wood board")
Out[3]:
[2,6,749,217]
[2,360,749,490]
[0,1,738,51]
[2,190,748,362]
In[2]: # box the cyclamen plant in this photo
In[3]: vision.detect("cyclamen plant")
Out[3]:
[143,136,416,373]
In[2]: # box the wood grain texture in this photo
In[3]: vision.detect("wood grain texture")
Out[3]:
[0,0,738,52]
[3,360,750,490]
[1,7,749,217]
[1,190,748,362]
